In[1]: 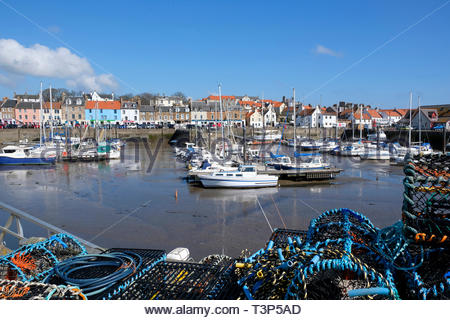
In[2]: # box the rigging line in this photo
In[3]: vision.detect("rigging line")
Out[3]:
[298,198,321,215]
[0,0,141,93]
[271,194,288,230]
[90,199,152,241]
[256,196,274,233]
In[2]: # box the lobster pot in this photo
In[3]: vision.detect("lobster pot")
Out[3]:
[118,261,239,300]
[402,154,449,246]
[45,248,166,300]
[237,208,398,300]
[399,246,449,300]
[0,234,86,282]
[0,279,85,300]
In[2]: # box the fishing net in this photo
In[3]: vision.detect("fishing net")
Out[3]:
[0,234,86,282]
[0,279,85,300]
[402,154,449,245]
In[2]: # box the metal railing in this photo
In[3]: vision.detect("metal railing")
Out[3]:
[0,200,103,252]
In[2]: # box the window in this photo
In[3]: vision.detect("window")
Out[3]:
[89,110,92,113]
[25,115,28,120]
[134,116,137,121]
[114,110,117,114]
[181,114,184,119]
[19,115,22,120]
[100,110,103,113]
[77,99,82,105]
[78,114,81,119]
[72,114,75,119]
[67,99,72,104]
[122,110,125,114]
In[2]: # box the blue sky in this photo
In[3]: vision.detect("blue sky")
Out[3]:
[0,0,449,108]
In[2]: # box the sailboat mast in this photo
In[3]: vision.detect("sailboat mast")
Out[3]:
[218,83,225,161]
[359,105,362,140]
[418,95,421,143]
[39,82,43,147]
[408,91,412,147]
[293,88,296,151]
[49,84,54,140]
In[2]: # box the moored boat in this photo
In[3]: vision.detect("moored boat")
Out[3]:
[198,165,278,188]
[0,145,56,165]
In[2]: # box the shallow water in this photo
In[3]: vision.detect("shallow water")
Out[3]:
[0,143,405,260]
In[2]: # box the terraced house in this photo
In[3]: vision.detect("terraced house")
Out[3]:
[85,101,121,125]
[61,96,85,125]
[120,99,140,124]
[15,101,41,126]
[0,98,17,125]
[42,102,62,125]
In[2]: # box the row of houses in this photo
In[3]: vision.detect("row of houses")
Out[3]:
[1,91,449,130]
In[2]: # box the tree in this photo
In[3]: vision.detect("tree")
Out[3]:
[173,91,187,103]
[42,88,70,102]
[138,92,156,105]
[119,93,134,101]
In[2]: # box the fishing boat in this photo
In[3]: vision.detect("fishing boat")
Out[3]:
[0,145,56,165]
[198,165,278,188]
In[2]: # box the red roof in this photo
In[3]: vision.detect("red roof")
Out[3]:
[396,109,409,116]
[353,113,371,120]
[273,102,283,107]
[85,101,120,110]
[203,95,235,101]
[381,110,402,117]
[366,109,382,118]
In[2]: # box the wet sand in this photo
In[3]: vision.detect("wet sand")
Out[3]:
[0,144,404,260]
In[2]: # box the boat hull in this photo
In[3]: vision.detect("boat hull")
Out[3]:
[0,156,56,165]
[198,175,278,188]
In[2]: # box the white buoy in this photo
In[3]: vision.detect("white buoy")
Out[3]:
[166,247,190,262]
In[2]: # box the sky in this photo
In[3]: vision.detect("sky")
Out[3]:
[0,0,449,108]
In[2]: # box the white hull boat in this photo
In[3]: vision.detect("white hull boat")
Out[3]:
[198,165,278,188]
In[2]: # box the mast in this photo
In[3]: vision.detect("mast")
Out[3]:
[218,83,225,161]
[39,82,43,147]
[408,91,412,147]
[359,105,362,140]
[418,95,421,143]
[49,84,54,140]
[293,88,296,151]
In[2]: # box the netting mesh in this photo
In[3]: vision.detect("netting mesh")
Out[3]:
[402,154,449,245]
[0,234,86,282]
[0,279,85,300]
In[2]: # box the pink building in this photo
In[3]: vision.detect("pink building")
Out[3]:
[15,101,41,126]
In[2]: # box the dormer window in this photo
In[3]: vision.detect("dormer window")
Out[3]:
[67,99,72,105]
[76,99,82,105]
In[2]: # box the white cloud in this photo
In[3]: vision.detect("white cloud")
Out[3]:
[315,44,341,57]
[0,38,118,91]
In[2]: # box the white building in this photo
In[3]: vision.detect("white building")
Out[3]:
[246,110,263,128]
[263,105,278,127]
[379,109,403,126]
[89,91,115,101]
[317,112,337,128]
[121,101,139,124]
[296,106,321,128]
[411,108,438,130]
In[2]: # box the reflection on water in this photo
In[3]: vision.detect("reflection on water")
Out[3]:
[0,143,405,260]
